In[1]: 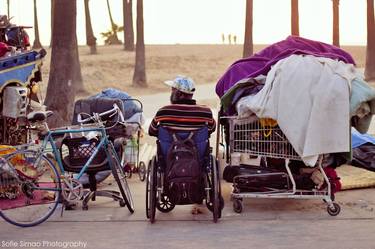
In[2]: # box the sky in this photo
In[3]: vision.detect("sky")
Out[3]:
[0,0,368,46]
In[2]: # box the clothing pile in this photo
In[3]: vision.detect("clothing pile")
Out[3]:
[217,36,375,167]
[217,36,375,190]
[0,15,30,57]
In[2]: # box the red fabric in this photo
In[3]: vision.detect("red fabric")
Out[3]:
[0,182,57,210]
[324,167,342,193]
[0,42,9,57]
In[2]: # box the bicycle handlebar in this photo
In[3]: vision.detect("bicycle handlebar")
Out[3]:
[77,103,125,124]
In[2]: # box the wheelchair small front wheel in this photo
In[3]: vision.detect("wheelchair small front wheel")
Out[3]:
[156,193,175,213]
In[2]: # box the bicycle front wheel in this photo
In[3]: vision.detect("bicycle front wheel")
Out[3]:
[108,147,134,213]
[0,150,61,227]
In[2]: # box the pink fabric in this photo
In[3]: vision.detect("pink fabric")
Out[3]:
[0,182,57,210]
[0,42,8,57]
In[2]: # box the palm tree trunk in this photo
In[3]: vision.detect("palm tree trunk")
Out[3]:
[243,0,253,58]
[32,0,42,49]
[291,0,299,36]
[50,0,55,48]
[365,0,375,81]
[132,0,147,87]
[106,0,121,45]
[45,0,81,127]
[123,0,134,51]
[84,0,97,54]
[332,0,340,47]
[7,0,9,17]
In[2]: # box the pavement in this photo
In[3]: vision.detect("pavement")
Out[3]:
[1,83,375,249]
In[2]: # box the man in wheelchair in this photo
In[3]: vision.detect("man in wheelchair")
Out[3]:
[147,76,223,223]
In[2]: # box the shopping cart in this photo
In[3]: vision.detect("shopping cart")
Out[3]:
[122,132,146,181]
[219,115,341,216]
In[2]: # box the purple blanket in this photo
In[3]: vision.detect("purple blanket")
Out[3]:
[216,36,356,97]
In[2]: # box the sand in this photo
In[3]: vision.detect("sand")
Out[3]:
[37,44,368,100]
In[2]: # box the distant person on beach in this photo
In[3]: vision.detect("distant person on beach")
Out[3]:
[221,33,225,44]
[228,34,232,45]
[233,35,237,44]
[148,76,216,137]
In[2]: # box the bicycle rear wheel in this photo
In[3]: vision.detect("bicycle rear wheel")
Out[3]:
[108,146,134,213]
[0,150,61,227]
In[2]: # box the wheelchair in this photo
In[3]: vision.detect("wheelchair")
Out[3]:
[146,126,224,223]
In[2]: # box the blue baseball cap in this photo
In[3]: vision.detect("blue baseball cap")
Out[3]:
[164,75,196,94]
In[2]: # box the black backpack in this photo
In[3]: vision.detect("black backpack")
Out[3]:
[165,132,202,204]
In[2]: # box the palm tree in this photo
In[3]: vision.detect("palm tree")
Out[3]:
[84,0,97,54]
[50,0,55,48]
[132,0,147,87]
[45,0,82,126]
[332,0,340,47]
[7,0,9,18]
[32,0,42,49]
[123,0,134,51]
[291,0,299,36]
[365,0,375,81]
[106,0,122,45]
[243,0,253,58]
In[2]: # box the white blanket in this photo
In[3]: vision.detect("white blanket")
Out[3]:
[237,55,355,166]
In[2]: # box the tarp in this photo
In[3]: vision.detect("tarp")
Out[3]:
[216,36,355,97]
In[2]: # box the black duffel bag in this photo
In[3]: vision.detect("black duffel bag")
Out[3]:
[224,164,290,191]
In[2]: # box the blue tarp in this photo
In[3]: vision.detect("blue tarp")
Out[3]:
[352,127,375,148]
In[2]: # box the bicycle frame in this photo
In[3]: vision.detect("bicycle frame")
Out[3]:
[38,125,119,180]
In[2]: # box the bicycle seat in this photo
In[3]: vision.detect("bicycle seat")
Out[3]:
[27,110,53,122]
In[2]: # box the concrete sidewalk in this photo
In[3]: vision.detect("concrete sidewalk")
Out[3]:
[1,175,375,249]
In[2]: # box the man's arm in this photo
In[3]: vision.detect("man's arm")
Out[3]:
[148,116,159,137]
[208,112,216,134]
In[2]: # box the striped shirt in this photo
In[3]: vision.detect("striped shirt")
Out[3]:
[148,99,216,137]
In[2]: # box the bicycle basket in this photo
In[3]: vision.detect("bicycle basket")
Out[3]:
[61,136,109,173]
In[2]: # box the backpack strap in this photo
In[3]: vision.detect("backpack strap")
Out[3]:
[186,132,194,140]
[172,133,179,142]
[172,131,194,142]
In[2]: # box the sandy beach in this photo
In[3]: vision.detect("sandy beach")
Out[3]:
[37,44,368,100]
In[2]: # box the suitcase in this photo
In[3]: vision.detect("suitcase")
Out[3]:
[224,165,290,192]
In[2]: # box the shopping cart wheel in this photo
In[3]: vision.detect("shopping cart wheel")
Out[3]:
[233,199,243,213]
[123,164,133,179]
[138,161,147,181]
[327,203,340,216]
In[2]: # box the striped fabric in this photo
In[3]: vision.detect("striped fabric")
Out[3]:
[148,99,216,137]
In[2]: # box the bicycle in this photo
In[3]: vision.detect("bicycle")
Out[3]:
[0,104,134,227]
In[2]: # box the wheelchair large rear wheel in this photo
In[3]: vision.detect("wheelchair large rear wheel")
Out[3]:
[211,155,220,223]
[108,147,134,213]
[146,157,157,223]
[0,150,61,227]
